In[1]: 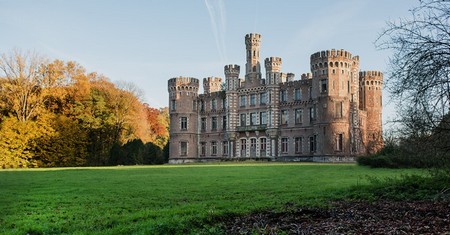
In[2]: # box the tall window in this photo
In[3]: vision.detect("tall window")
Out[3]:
[308,87,312,99]
[321,79,328,93]
[222,98,226,109]
[211,99,217,110]
[180,142,187,156]
[335,101,343,118]
[200,100,205,111]
[240,113,246,126]
[260,111,267,125]
[180,117,187,130]
[192,100,196,110]
[171,100,176,111]
[250,94,256,106]
[309,105,317,122]
[211,117,217,130]
[336,134,343,151]
[281,138,288,153]
[240,95,246,107]
[260,92,267,105]
[200,142,206,155]
[295,137,303,153]
[223,141,229,155]
[309,135,317,153]
[280,90,287,102]
[260,138,267,157]
[294,88,301,101]
[281,110,288,125]
[222,116,227,130]
[295,109,303,124]
[240,139,247,156]
[250,113,257,126]
[250,138,257,156]
[211,141,217,155]
[260,138,266,151]
[201,117,206,131]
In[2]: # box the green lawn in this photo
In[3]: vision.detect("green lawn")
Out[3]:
[0,163,421,234]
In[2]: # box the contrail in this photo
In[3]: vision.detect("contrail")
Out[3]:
[204,0,227,63]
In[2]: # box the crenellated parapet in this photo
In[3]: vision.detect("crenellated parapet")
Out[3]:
[245,33,261,47]
[168,76,200,93]
[203,77,223,94]
[359,71,383,81]
[301,73,312,80]
[224,64,240,78]
[264,57,282,72]
[310,49,360,78]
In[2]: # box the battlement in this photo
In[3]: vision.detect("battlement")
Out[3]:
[245,33,261,46]
[168,77,199,87]
[287,73,295,82]
[301,73,313,80]
[224,64,240,77]
[245,33,261,40]
[203,77,222,83]
[311,49,354,60]
[359,71,383,81]
[264,57,282,72]
[203,77,222,94]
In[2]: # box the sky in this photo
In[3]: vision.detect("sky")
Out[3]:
[0,0,418,128]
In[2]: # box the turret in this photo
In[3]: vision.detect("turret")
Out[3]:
[203,77,222,94]
[265,57,282,85]
[245,33,262,81]
[224,64,240,91]
[359,71,384,153]
[167,77,200,162]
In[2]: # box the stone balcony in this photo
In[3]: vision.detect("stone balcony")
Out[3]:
[237,124,267,132]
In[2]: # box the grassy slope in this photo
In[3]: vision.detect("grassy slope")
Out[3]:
[0,163,421,234]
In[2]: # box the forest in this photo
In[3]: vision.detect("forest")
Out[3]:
[0,49,169,168]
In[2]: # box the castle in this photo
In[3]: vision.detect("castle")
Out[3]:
[168,33,383,163]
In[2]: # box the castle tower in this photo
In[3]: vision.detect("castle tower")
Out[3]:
[203,77,222,94]
[167,77,200,163]
[264,57,282,157]
[359,71,383,153]
[265,57,282,128]
[245,33,262,83]
[309,49,360,156]
[224,64,240,157]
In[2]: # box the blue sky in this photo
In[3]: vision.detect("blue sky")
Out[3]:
[0,0,417,127]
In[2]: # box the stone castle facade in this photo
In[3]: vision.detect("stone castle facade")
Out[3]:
[168,33,383,163]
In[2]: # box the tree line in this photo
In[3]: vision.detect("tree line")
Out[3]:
[0,49,169,168]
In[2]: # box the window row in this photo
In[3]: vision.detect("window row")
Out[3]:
[240,92,268,107]
[200,141,229,156]
[280,87,312,102]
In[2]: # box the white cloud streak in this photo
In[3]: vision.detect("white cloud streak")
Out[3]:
[204,0,227,62]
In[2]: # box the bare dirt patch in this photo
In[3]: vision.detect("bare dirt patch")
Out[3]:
[222,201,449,234]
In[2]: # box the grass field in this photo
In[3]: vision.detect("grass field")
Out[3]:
[0,163,422,234]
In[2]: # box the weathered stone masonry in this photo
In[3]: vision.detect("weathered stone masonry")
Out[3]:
[168,33,383,163]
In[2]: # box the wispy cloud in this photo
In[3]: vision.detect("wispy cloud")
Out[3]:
[204,0,227,62]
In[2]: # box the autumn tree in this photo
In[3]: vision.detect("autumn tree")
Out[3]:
[0,49,48,122]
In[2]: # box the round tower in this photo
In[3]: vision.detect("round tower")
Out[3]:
[245,33,262,81]
[203,77,222,94]
[167,77,200,163]
[309,49,360,156]
[359,71,384,153]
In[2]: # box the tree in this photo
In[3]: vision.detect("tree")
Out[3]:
[376,0,450,134]
[0,49,48,122]
[376,0,450,167]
